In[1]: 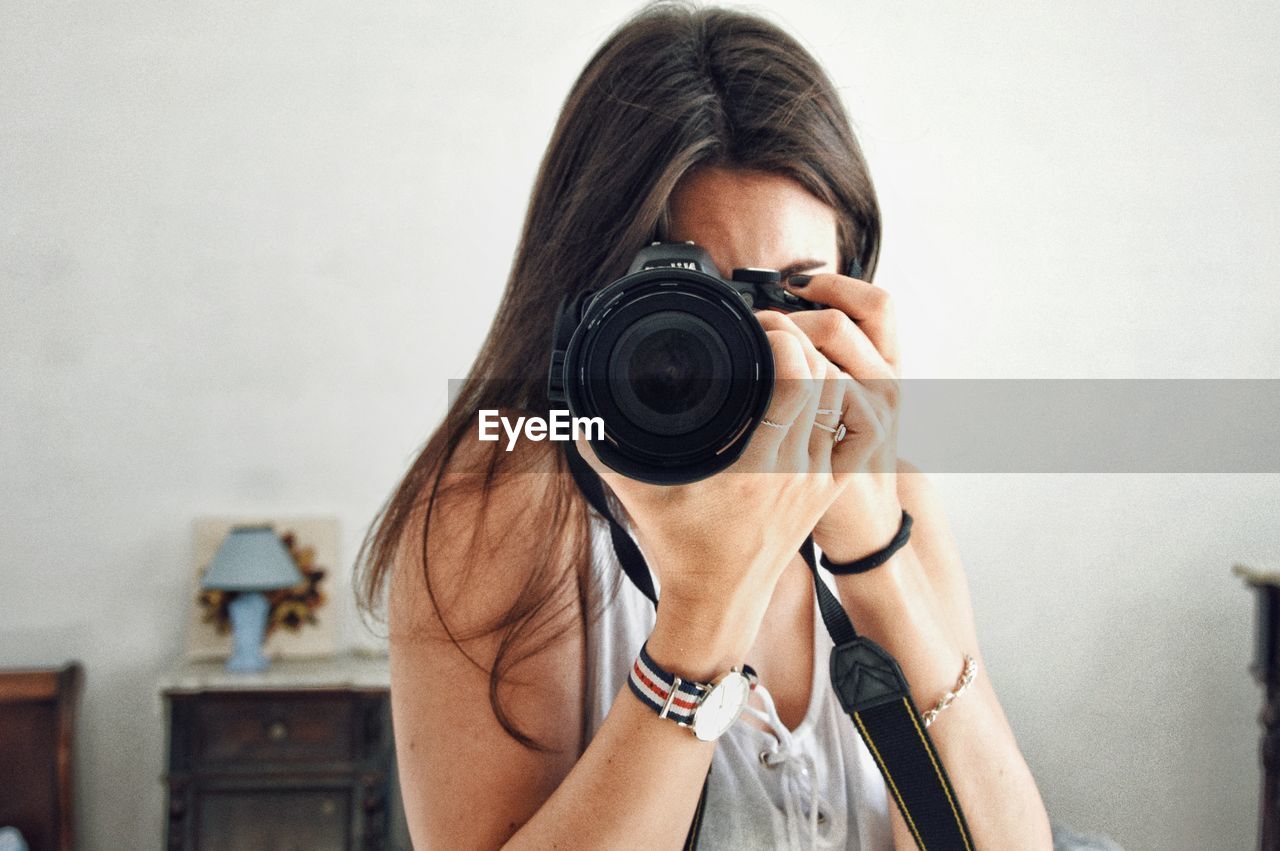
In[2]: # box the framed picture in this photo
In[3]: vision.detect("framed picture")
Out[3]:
[187,515,339,660]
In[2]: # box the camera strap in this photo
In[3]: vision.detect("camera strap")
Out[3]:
[799,539,975,850]
[562,443,974,850]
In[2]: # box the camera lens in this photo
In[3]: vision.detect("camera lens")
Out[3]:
[558,266,774,484]
[608,312,731,436]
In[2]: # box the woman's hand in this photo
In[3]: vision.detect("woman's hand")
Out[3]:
[575,320,849,673]
[759,272,904,562]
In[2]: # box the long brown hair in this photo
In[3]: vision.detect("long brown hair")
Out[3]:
[355,0,882,749]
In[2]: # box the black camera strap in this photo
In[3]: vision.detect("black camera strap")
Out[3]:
[563,442,974,850]
[799,539,975,850]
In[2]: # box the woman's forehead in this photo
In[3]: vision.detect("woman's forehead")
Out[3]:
[666,166,839,274]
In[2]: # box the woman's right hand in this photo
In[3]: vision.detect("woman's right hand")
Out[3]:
[575,313,851,674]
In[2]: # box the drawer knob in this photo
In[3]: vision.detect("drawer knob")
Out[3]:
[266,720,289,741]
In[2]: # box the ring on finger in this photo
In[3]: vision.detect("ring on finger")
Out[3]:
[761,417,793,429]
[812,420,850,443]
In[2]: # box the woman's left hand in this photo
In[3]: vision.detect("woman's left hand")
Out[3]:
[754,271,903,562]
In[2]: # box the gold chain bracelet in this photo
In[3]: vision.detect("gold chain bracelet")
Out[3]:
[921,654,978,728]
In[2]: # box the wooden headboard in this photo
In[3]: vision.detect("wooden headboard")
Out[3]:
[0,663,82,851]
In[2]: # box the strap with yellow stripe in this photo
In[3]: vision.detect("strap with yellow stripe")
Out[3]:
[805,538,975,851]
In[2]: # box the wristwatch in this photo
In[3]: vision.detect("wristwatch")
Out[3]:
[628,641,757,741]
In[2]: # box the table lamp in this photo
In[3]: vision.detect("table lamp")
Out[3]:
[201,525,304,673]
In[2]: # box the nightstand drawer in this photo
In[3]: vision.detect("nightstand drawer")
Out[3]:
[192,693,356,766]
[161,658,407,851]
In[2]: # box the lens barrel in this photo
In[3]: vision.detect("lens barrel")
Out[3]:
[557,266,774,484]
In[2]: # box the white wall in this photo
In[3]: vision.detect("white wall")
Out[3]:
[1,1,1274,849]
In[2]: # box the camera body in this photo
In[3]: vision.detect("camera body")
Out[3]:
[547,242,823,484]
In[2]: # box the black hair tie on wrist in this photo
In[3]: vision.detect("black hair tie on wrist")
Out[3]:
[819,510,913,574]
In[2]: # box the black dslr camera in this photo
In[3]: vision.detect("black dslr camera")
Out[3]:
[547,242,824,485]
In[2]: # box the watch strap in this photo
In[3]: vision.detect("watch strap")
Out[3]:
[628,642,757,726]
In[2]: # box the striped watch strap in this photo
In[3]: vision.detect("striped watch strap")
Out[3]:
[627,642,758,726]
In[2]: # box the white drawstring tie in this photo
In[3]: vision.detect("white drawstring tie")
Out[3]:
[742,682,834,851]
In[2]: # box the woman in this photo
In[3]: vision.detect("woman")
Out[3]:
[357,3,1054,848]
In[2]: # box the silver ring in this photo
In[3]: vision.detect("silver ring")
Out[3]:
[760,418,791,429]
[816,408,841,416]
[812,421,850,443]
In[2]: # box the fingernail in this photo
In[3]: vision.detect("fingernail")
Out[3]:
[786,274,811,288]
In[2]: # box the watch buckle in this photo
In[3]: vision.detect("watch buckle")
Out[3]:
[658,675,683,720]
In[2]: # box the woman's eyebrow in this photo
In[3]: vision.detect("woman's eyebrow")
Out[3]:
[776,258,829,278]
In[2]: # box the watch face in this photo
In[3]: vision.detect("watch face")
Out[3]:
[692,671,751,741]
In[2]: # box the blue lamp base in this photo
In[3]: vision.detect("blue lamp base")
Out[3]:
[226,591,272,673]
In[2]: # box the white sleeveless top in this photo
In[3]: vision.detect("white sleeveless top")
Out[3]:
[580,511,893,850]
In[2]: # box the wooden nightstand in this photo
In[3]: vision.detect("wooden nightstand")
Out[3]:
[160,654,409,850]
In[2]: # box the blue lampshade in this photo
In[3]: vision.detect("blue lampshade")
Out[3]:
[201,525,304,591]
